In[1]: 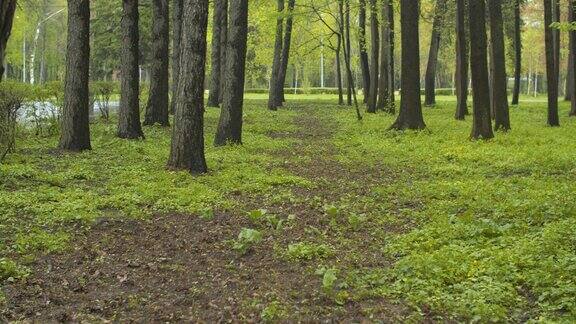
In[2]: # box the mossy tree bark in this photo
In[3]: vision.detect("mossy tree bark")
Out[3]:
[424,0,447,107]
[167,0,208,174]
[454,0,469,120]
[0,0,16,82]
[58,0,91,151]
[208,0,228,108]
[488,0,510,131]
[544,0,560,126]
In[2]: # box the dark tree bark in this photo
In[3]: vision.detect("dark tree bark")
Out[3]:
[488,0,510,131]
[214,0,249,145]
[208,0,228,107]
[118,0,145,139]
[468,0,494,139]
[511,0,522,105]
[0,0,16,82]
[454,0,469,120]
[553,0,560,93]
[268,0,284,111]
[170,0,183,114]
[144,0,170,126]
[359,0,371,103]
[336,37,344,105]
[339,0,362,120]
[367,0,379,113]
[544,0,560,126]
[377,0,391,112]
[167,0,208,174]
[388,0,396,108]
[390,0,425,130]
[277,0,295,105]
[424,0,447,107]
[570,0,576,116]
[218,1,228,104]
[566,5,574,102]
[58,0,91,151]
[345,0,352,106]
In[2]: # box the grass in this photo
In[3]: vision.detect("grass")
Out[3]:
[1,95,576,321]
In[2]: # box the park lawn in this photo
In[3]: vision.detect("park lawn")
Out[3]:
[1,95,576,321]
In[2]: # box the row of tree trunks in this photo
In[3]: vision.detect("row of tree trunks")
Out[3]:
[0,0,17,82]
[511,0,522,106]
[366,0,379,113]
[359,0,370,104]
[454,0,469,120]
[170,0,183,114]
[544,0,560,126]
[207,0,228,108]
[570,0,576,116]
[489,0,510,131]
[424,0,447,107]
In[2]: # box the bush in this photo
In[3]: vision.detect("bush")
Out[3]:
[0,82,26,162]
[93,81,118,120]
[244,87,341,95]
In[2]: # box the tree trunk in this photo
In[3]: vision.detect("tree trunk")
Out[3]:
[336,39,344,105]
[118,0,145,139]
[58,0,91,151]
[345,0,352,106]
[277,0,295,105]
[390,0,425,130]
[424,0,447,107]
[570,0,576,116]
[566,5,574,102]
[388,0,396,109]
[469,0,494,139]
[167,0,208,174]
[214,0,249,145]
[511,0,522,105]
[359,0,370,103]
[553,0,560,93]
[0,0,17,82]
[339,0,362,120]
[488,0,510,131]
[207,0,227,107]
[454,0,469,120]
[377,0,391,112]
[367,0,379,113]
[170,0,183,114]
[144,0,170,126]
[544,0,560,126]
[267,0,284,111]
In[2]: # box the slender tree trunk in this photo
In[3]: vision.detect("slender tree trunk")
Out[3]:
[118,0,145,139]
[388,0,396,109]
[553,0,560,92]
[544,0,560,126]
[511,0,522,105]
[336,39,344,105]
[218,1,228,104]
[489,0,510,131]
[367,0,379,113]
[0,0,17,82]
[339,0,362,119]
[359,0,371,103]
[167,0,208,174]
[144,0,170,126]
[277,0,295,105]
[570,0,576,116]
[58,0,91,151]
[170,0,183,114]
[424,0,447,107]
[207,0,227,107]
[345,0,352,106]
[454,0,469,120]
[469,0,494,139]
[566,6,574,102]
[268,0,284,111]
[215,0,249,145]
[377,0,391,112]
[390,0,425,130]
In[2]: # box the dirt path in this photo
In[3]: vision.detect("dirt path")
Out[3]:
[2,105,406,322]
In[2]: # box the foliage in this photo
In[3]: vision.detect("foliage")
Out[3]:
[0,82,26,162]
[286,242,332,261]
[233,228,263,255]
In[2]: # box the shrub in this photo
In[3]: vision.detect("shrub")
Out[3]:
[0,82,26,162]
[93,81,118,120]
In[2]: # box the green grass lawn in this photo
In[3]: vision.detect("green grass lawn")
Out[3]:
[1,95,575,321]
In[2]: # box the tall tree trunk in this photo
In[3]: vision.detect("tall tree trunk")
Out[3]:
[469,0,494,139]
[388,0,396,109]
[336,38,344,105]
[170,0,183,114]
[424,0,447,107]
[214,0,249,145]
[553,0,560,93]
[566,5,574,102]
[511,0,522,105]
[218,1,228,104]
[367,0,379,113]
[277,0,295,105]
[118,0,145,139]
[454,0,469,120]
[339,0,362,119]
[0,0,17,82]
[390,0,425,130]
[267,0,284,111]
[377,0,391,112]
[489,0,510,131]
[359,0,371,103]
[58,0,91,151]
[144,0,170,126]
[570,0,576,116]
[544,0,560,126]
[167,0,208,174]
[207,0,228,107]
[345,0,352,106]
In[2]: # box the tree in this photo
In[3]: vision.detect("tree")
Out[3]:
[118,0,145,139]
[214,0,249,145]
[0,0,16,82]
[469,0,494,139]
[277,0,295,104]
[167,0,208,173]
[390,0,425,130]
[424,0,447,107]
[207,0,228,107]
[454,0,469,120]
[388,0,396,108]
[359,0,370,103]
[366,0,379,113]
[544,0,559,126]
[268,0,284,111]
[377,0,391,112]
[144,0,170,126]
[489,0,510,131]
[511,0,522,105]
[170,0,183,114]
[58,0,91,151]
[345,0,352,105]
[570,0,576,116]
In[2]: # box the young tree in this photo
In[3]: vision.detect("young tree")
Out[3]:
[424,0,447,107]
[454,0,469,120]
[118,0,145,139]
[367,0,379,113]
[170,0,183,114]
[0,0,16,82]
[144,0,170,126]
[390,0,425,130]
[489,0,510,131]
[268,0,284,111]
[345,0,352,105]
[359,0,370,103]
[511,0,522,105]
[214,0,249,145]
[469,0,494,139]
[570,0,576,116]
[58,0,91,151]
[207,0,228,107]
[167,0,208,173]
[544,0,560,126]
[377,0,391,112]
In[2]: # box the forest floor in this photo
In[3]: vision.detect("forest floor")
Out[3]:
[2,96,576,322]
